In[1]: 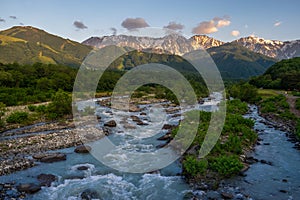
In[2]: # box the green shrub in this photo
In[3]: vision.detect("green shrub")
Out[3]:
[209,155,243,177]
[35,105,47,113]
[28,105,36,112]
[223,135,242,154]
[183,156,208,177]
[6,111,29,124]
[227,99,248,115]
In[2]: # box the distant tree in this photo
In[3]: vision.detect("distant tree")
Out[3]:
[47,89,72,119]
[229,83,260,103]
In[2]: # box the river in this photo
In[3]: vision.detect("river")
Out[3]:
[0,98,299,200]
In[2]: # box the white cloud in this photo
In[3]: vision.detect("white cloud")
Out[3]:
[274,21,282,27]
[231,30,240,37]
[192,20,218,34]
[192,16,231,34]
[216,19,231,28]
[163,21,184,31]
[121,17,149,31]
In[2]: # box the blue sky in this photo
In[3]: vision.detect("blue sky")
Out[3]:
[0,0,299,42]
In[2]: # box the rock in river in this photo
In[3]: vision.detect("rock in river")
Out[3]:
[37,174,56,187]
[81,189,101,200]
[104,120,117,127]
[33,153,66,163]
[74,145,92,153]
[17,183,41,194]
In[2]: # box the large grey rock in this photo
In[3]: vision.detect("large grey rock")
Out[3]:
[17,183,41,194]
[74,145,91,153]
[37,174,56,187]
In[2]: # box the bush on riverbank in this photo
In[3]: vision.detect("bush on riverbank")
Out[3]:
[260,94,297,120]
[209,155,243,177]
[6,111,29,124]
[182,100,257,179]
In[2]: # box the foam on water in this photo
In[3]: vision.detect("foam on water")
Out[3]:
[34,173,189,200]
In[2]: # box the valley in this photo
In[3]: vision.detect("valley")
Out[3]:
[0,23,299,200]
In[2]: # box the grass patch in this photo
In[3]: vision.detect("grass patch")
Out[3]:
[257,89,283,100]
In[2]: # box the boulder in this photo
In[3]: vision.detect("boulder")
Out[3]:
[136,121,148,126]
[17,183,41,194]
[245,156,258,164]
[157,133,171,141]
[221,192,234,199]
[162,124,176,130]
[32,153,49,160]
[81,189,101,200]
[123,123,136,129]
[260,160,273,165]
[37,174,56,187]
[77,166,89,171]
[39,153,66,163]
[104,120,116,127]
[279,189,287,193]
[130,115,140,122]
[129,106,141,112]
[74,145,92,153]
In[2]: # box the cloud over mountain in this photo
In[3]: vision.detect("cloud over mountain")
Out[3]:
[192,16,231,34]
[231,30,240,37]
[73,21,88,29]
[121,17,149,31]
[163,21,184,31]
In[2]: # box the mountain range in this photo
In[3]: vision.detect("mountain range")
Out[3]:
[0,26,298,79]
[83,34,300,60]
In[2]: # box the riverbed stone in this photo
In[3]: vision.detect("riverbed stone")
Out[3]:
[104,120,116,127]
[123,123,136,129]
[157,133,171,141]
[37,153,66,163]
[77,166,89,170]
[221,192,233,199]
[130,115,140,122]
[37,174,56,187]
[162,124,176,130]
[74,145,92,153]
[81,189,101,200]
[16,183,41,194]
